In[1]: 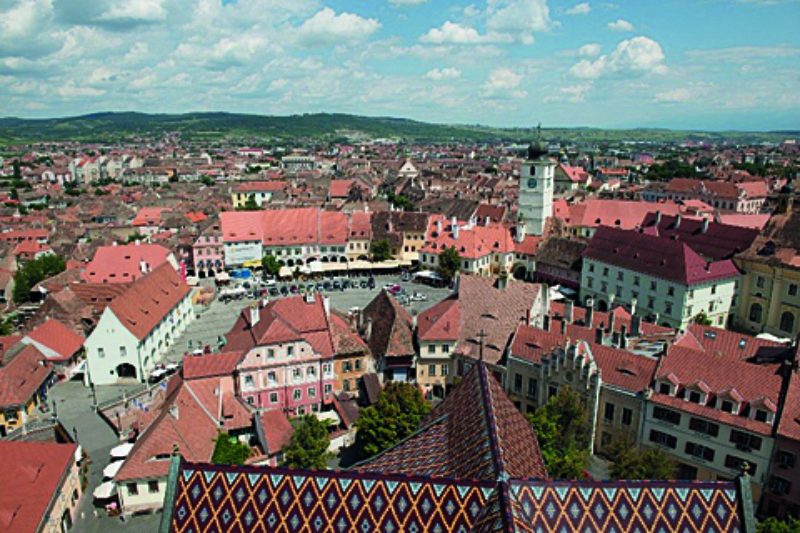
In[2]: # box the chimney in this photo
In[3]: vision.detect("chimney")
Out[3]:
[564,300,574,325]
[435,219,442,234]
[364,318,373,341]
[620,324,628,349]
[542,314,550,332]
[358,309,364,331]
[595,326,604,345]
[630,297,638,317]
[249,303,260,327]
[674,214,682,229]
[585,298,594,329]
[560,319,567,335]
[484,216,491,226]
[452,221,460,240]
[630,314,642,338]
[305,292,316,304]
[496,274,508,290]
[607,310,616,334]
[701,217,709,234]
[612,331,620,347]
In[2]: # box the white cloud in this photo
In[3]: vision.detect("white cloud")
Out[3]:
[578,43,601,57]
[569,36,667,79]
[545,82,593,103]
[297,7,380,46]
[486,0,553,44]
[654,88,692,103]
[607,18,634,31]
[482,67,527,99]
[420,21,492,44]
[389,0,428,5]
[0,0,61,59]
[95,0,167,26]
[565,2,591,15]
[56,83,105,98]
[424,67,462,80]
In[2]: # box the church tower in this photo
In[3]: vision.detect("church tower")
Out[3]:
[517,125,554,236]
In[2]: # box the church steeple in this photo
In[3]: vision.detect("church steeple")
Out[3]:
[527,123,548,161]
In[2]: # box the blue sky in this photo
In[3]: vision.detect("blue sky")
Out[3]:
[0,0,798,130]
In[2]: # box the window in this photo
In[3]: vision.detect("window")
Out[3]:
[711,285,717,295]
[148,481,160,494]
[769,477,792,495]
[527,378,537,399]
[650,281,657,291]
[720,400,734,413]
[729,430,762,451]
[514,374,523,393]
[777,450,796,469]
[548,385,558,399]
[119,346,127,357]
[603,267,609,277]
[688,391,702,404]
[649,430,677,449]
[588,263,594,273]
[428,364,436,377]
[604,402,615,423]
[665,302,673,316]
[725,454,757,475]
[615,286,622,298]
[307,366,316,377]
[749,303,763,323]
[293,389,302,401]
[267,348,275,358]
[244,375,254,389]
[601,282,608,292]
[343,361,352,372]
[789,284,798,297]
[648,297,655,309]
[308,387,316,398]
[617,272,623,281]
[689,417,719,437]
[755,409,769,423]
[323,363,332,374]
[442,364,449,376]
[324,384,333,394]
[587,277,594,288]
[355,359,361,370]
[685,442,715,462]
[653,406,681,425]
[442,344,450,353]
[292,368,301,380]
[267,371,277,385]
[756,276,765,289]
[780,311,795,333]
[667,286,674,297]
[343,380,351,392]
[658,382,672,395]
[622,408,633,426]
[127,483,139,496]
[269,392,278,403]
[633,276,640,287]
[428,345,436,354]
[287,346,294,357]
[98,347,105,358]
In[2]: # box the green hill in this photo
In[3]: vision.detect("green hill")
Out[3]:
[0,112,794,145]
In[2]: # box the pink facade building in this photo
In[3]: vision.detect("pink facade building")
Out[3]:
[225,294,338,416]
[193,230,225,276]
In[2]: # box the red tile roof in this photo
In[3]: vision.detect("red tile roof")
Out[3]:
[220,208,349,246]
[777,371,800,441]
[0,441,78,533]
[23,319,84,361]
[182,351,243,380]
[234,181,287,193]
[108,263,192,341]
[640,214,759,260]
[558,164,589,183]
[583,226,740,285]
[132,206,170,227]
[329,179,354,198]
[0,345,52,408]
[259,410,293,455]
[82,243,174,284]
[558,199,682,230]
[422,215,515,259]
[417,298,461,342]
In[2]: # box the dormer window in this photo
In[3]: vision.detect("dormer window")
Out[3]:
[755,409,770,423]
[658,382,673,395]
[721,400,734,413]
[689,391,702,404]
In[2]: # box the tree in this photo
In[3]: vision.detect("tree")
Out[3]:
[527,387,591,479]
[607,438,676,480]
[13,254,66,304]
[126,233,145,243]
[693,311,713,326]
[211,432,251,465]
[355,382,430,459]
[369,239,393,262]
[12,159,21,181]
[200,175,215,187]
[437,246,461,284]
[261,254,281,279]
[757,517,800,533]
[282,415,332,470]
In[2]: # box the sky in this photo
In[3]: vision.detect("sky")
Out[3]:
[0,0,798,130]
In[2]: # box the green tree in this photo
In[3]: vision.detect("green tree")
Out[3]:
[369,239,393,262]
[758,517,800,533]
[12,159,21,181]
[12,254,66,304]
[282,415,332,470]
[200,175,215,187]
[211,432,251,465]
[238,195,259,211]
[607,438,676,480]
[126,233,145,243]
[0,315,11,335]
[527,387,591,479]
[261,254,281,279]
[437,246,461,284]
[693,311,713,326]
[387,191,414,211]
[355,382,430,459]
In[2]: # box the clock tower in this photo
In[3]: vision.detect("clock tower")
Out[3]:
[517,125,554,236]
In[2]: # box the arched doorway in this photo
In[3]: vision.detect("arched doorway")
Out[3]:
[596,299,608,312]
[116,363,137,380]
[513,264,527,280]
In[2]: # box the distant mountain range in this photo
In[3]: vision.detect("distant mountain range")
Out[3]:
[0,112,795,146]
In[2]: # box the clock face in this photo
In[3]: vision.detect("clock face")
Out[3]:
[527,178,538,189]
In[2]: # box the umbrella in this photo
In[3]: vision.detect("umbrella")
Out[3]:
[93,481,117,500]
[103,461,123,479]
[109,442,134,459]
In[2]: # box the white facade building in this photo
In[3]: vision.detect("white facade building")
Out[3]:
[518,134,554,237]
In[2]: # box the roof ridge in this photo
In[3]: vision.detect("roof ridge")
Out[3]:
[477,362,507,482]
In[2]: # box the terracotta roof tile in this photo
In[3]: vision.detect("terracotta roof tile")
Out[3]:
[23,319,84,361]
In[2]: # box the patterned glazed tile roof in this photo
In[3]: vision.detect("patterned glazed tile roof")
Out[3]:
[352,362,548,482]
[507,480,743,533]
[166,462,495,533]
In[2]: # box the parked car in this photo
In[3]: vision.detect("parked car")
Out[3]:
[410,292,428,302]
[387,284,402,295]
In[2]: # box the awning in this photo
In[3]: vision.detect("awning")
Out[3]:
[93,481,117,500]
[74,445,83,463]
[309,261,323,273]
[215,272,231,282]
[109,442,134,459]
[103,461,123,479]
[242,259,261,269]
